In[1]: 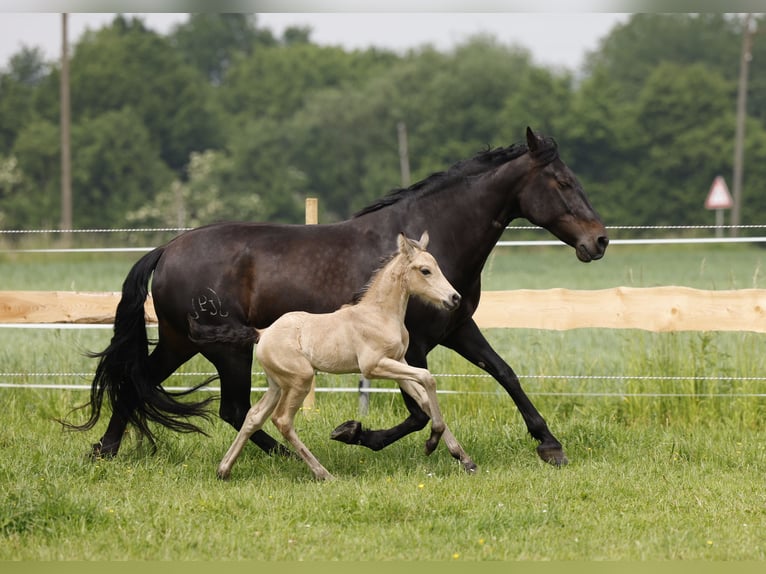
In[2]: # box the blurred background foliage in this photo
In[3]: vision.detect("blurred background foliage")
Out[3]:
[1,13,764,229]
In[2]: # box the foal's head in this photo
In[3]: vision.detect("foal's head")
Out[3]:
[398,231,461,311]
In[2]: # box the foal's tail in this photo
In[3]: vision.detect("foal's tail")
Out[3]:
[61,247,213,445]
[187,319,260,346]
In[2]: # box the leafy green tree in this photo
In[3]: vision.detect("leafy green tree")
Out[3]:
[630,63,736,225]
[33,15,224,171]
[170,13,274,85]
[8,119,59,228]
[0,47,49,155]
[585,14,743,102]
[0,154,25,229]
[221,41,397,123]
[243,36,582,222]
[218,117,307,222]
[70,107,173,228]
[496,65,575,146]
[572,13,766,226]
[127,150,236,228]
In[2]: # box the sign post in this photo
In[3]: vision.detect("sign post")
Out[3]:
[704,176,733,237]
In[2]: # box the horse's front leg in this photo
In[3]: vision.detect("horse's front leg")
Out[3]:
[443,319,568,466]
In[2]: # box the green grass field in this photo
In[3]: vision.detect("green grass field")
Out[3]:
[1,243,765,560]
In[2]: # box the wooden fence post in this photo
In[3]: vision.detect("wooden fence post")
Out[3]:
[303,198,318,413]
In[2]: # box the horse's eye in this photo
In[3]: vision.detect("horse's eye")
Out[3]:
[420,267,432,276]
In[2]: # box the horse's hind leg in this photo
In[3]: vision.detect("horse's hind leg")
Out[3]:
[271,379,334,481]
[205,346,291,457]
[217,377,282,479]
[94,341,193,458]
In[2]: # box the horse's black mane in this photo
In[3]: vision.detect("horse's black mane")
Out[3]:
[353,137,557,218]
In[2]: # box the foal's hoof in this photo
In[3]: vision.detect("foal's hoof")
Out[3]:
[463,460,478,473]
[330,420,363,444]
[424,433,442,456]
[537,443,569,466]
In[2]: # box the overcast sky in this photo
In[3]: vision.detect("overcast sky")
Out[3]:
[0,12,631,71]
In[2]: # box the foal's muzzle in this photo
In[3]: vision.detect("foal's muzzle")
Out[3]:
[443,292,462,311]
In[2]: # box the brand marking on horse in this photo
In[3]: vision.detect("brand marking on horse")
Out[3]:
[190,288,229,319]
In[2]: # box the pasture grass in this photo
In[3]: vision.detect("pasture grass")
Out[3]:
[2,243,766,560]
[1,386,764,560]
[1,326,765,560]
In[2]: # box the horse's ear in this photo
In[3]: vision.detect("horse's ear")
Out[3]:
[526,126,539,152]
[418,230,429,250]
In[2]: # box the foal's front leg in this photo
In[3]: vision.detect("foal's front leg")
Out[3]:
[365,357,446,450]
[397,379,477,473]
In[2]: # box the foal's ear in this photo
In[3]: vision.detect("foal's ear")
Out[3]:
[398,232,413,256]
[418,230,429,250]
[526,126,539,152]
[398,232,419,257]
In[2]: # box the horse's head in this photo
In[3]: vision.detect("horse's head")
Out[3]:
[517,127,609,263]
[399,231,462,311]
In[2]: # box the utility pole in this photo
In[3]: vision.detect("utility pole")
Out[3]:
[60,13,72,242]
[731,13,754,237]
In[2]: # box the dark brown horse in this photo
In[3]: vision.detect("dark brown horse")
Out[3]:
[66,128,608,466]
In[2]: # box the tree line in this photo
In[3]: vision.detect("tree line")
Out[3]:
[1,13,764,232]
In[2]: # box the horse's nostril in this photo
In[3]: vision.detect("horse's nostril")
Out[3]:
[598,236,610,250]
[451,293,462,306]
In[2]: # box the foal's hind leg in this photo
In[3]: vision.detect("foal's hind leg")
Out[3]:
[270,377,334,481]
[204,346,290,457]
[217,377,282,479]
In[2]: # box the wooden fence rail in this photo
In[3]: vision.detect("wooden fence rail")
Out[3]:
[1,287,765,333]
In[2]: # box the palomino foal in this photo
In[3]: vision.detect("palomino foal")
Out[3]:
[217,232,476,480]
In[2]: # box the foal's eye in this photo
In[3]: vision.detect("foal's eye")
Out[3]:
[420,267,432,276]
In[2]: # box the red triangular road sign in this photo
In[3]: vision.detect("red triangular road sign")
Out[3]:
[705,176,733,210]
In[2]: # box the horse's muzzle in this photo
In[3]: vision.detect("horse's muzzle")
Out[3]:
[577,235,609,262]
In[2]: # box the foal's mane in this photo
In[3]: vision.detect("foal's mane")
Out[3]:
[348,250,401,306]
[353,137,558,218]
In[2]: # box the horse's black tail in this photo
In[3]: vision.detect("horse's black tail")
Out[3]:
[61,247,214,445]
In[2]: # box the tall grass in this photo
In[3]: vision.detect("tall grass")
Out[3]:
[1,242,766,559]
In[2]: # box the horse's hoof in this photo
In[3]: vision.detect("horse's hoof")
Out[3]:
[270,443,295,458]
[537,443,569,466]
[463,461,478,473]
[330,420,363,444]
[217,469,231,481]
[89,441,117,461]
